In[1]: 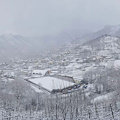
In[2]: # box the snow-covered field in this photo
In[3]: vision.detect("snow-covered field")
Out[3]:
[29,77,75,91]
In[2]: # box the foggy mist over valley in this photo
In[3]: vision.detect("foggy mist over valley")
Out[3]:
[1,0,120,120]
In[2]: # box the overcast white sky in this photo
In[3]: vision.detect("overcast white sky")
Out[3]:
[0,0,120,36]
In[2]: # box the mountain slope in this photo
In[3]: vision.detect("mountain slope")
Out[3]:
[72,24,120,44]
[83,35,120,50]
[0,33,72,62]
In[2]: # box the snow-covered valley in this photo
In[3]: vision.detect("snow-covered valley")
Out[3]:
[1,25,120,119]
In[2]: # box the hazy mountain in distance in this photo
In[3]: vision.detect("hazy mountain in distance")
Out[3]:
[0,28,92,62]
[0,34,34,62]
[1,24,120,62]
[91,25,120,39]
[65,29,93,44]
[0,33,73,62]
[72,24,120,44]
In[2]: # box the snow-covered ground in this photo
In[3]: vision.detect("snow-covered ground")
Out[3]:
[91,92,115,104]
[29,77,75,91]
[114,60,120,69]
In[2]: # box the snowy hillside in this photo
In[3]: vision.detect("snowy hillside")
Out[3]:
[95,25,120,37]
[1,27,120,120]
[83,35,120,51]
[0,34,72,62]
[1,34,120,119]
[0,34,34,61]
[72,24,120,44]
